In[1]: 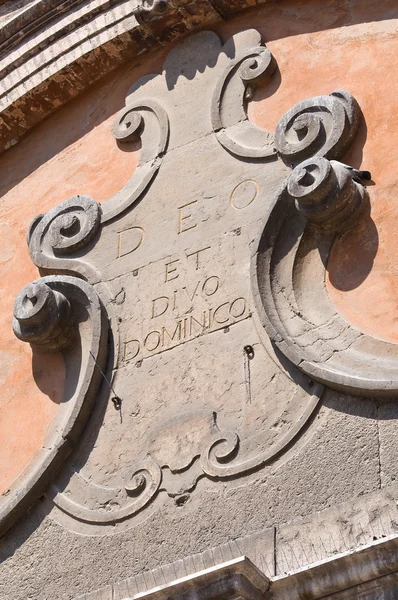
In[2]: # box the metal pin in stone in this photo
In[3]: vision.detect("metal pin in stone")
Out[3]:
[89,350,122,410]
[244,345,255,359]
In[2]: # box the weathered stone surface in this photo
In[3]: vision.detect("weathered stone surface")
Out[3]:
[275,480,398,576]
[0,23,378,592]
[377,401,398,489]
[10,483,398,600]
[270,535,398,599]
[65,481,398,599]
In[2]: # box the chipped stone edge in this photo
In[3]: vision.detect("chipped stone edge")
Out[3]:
[132,557,269,600]
[75,557,270,600]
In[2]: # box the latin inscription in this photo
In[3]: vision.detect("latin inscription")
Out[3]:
[124,293,247,361]
[122,181,259,361]
[124,247,248,361]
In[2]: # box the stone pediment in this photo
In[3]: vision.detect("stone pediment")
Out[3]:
[3,27,392,537]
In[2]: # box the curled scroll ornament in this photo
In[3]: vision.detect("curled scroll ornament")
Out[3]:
[27,100,169,279]
[53,459,162,524]
[201,385,323,478]
[254,90,398,396]
[103,99,169,223]
[28,195,102,283]
[0,276,108,537]
[211,43,276,159]
[275,90,360,165]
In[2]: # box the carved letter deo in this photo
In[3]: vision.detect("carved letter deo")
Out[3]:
[230,180,259,210]
[118,226,144,258]
[124,339,141,361]
[178,201,198,234]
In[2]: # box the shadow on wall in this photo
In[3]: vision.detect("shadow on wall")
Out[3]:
[327,187,379,292]
[0,314,115,561]
[0,55,155,200]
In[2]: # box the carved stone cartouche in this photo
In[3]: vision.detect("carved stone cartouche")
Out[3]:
[8,29,393,537]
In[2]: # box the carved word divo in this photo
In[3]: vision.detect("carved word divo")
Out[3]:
[124,265,247,360]
[4,27,389,536]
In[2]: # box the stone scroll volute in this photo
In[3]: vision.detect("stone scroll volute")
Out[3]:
[4,28,390,536]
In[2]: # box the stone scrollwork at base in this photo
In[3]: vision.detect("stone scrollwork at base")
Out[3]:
[52,459,162,524]
[7,28,398,535]
[201,385,323,479]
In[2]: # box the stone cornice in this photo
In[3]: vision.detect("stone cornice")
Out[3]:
[0,0,270,153]
[72,483,398,599]
[74,537,398,600]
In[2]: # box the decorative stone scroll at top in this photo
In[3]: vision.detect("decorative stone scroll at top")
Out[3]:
[105,99,169,223]
[274,90,360,164]
[211,31,276,159]
[27,195,102,282]
[8,28,398,537]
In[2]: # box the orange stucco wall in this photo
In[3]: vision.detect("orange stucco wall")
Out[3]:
[1,0,398,493]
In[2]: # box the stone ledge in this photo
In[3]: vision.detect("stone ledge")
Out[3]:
[271,536,398,599]
[74,537,398,600]
[72,483,398,599]
[74,557,270,600]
